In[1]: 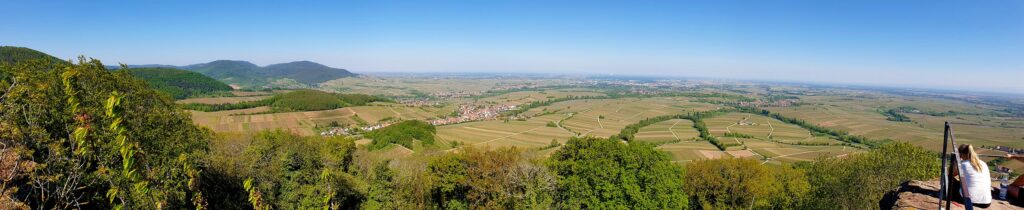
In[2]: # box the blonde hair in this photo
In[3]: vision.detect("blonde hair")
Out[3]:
[958,144,983,172]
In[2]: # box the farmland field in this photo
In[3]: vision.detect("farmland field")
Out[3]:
[634,119,701,143]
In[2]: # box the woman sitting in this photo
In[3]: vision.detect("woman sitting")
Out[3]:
[950,144,992,208]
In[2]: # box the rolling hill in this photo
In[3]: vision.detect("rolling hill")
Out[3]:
[121,67,233,99]
[130,60,358,89]
[0,46,67,64]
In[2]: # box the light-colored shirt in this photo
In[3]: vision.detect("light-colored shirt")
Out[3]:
[960,160,992,204]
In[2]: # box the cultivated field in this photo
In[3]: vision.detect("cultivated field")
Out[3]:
[634,119,701,143]
[765,94,1024,151]
[436,114,575,148]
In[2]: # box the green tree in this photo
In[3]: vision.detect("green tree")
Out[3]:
[548,136,687,209]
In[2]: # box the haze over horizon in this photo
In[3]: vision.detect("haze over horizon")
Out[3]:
[3,0,1022,93]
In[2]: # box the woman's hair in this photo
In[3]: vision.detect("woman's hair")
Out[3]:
[959,144,983,172]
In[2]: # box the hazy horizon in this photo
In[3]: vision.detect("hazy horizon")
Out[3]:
[4,0,1022,93]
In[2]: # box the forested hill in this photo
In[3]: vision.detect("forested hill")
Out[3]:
[113,60,357,88]
[121,67,232,99]
[264,61,355,84]
[0,46,67,64]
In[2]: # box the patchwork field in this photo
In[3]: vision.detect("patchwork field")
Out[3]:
[634,119,701,143]
[742,138,860,164]
[764,94,1024,151]
[436,114,575,148]
[531,97,720,138]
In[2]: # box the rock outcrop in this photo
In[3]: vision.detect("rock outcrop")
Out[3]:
[881,180,1022,209]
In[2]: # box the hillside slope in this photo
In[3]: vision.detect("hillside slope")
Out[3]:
[122,67,233,99]
[176,60,355,88]
[0,46,67,64]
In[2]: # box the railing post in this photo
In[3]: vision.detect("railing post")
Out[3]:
[940,122,950,210]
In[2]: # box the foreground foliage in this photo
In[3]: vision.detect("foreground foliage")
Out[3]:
[1,57,209,208]
[203,131,361,209]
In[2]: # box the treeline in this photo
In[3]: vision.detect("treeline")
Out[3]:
[882,108,912,122]
[736,107,883,148]
[610,111,731,150]
[181,89,391,112]
[180,98,275,111]
[365,120,436,150]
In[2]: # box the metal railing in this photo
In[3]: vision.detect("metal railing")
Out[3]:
[938,122,974,210]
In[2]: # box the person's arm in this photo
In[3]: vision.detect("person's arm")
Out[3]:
[1006,154,1024,162]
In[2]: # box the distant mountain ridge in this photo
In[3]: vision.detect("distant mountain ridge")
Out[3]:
[116,60,357,88]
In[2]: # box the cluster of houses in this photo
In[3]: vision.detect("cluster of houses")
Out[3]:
[430,104,517,125]
[396,98,441,107]
[431,91,481,99]
[319,121,395,137]
[738,99,800,108]
[983,145,1024,155]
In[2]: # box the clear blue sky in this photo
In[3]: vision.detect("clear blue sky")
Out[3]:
[3,0,1022,93]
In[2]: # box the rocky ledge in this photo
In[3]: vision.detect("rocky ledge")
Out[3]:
[881,180,1022,209]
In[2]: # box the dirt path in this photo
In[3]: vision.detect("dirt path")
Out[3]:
[668,120,681,140]
[725,123,742,145]
[764,114,775,139]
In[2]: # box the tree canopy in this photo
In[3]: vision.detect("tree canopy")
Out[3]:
[548,136,688,209]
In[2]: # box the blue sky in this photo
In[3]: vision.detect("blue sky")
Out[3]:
[3,0,1023,93]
